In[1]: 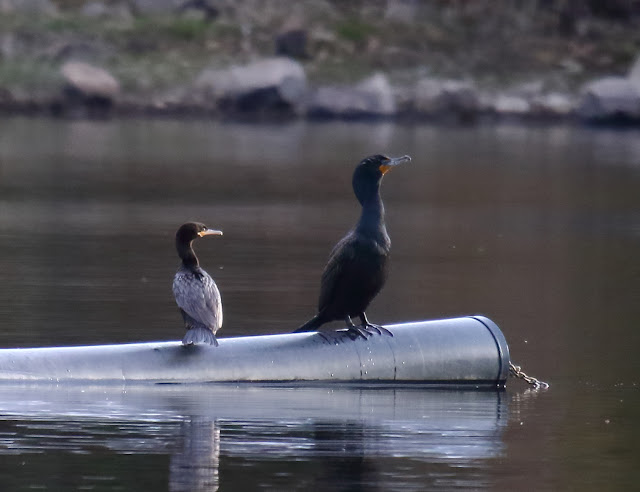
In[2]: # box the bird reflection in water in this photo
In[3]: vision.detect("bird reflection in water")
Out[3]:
[169,418,220,492]
[310,421,381,492]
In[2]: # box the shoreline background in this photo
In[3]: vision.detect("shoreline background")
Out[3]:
[2,0,640,123]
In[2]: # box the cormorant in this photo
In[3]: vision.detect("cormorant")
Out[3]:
[173,222,223,346]
[295,154,411,339]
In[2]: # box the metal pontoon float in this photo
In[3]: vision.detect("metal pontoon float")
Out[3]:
[0,316,509,387]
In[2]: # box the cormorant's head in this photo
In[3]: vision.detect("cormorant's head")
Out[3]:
[352,154,411,204]
[176,222,223,246]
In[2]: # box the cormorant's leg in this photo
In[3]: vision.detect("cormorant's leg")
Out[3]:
[359,313,393,337]
[344,316,369,340]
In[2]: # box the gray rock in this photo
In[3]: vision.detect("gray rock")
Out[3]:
[628,53,640,91]
[578,76,640,122]
[307,73,396,119]
[1,33,16,60]
[559,58,583,75]
[413,79,479,119]
[357,73,396,115]
[509,80,545,98]
[81,1,133,21]
[307,86,368,118]
[57,61,120,117]
[130,0,179,15]
[61,61,120,100]
[176,0,219,21]
[492,94,531,115]
[276,29,308,59]
[194,57,307,114]
[0,0,58,15]
[81,1,108,18]
[530,92,575,117]
[385,0,419,23]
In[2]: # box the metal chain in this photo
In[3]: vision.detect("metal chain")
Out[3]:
[509,361,549,389]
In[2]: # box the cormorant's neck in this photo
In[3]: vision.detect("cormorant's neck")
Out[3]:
[355,192,386,238]
[177,240,199,271]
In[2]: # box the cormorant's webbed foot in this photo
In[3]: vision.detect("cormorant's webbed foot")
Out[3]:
[345,316,369,340]
[364,323,393,337]
[359,314,393,337]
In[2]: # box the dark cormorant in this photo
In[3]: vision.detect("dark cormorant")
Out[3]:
[295,154,411,339]
[173,222,223,346]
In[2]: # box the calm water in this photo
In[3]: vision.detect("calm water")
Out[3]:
[0,117,639,490]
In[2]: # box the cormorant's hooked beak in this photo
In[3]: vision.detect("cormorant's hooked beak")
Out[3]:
[198,229,223,237]
[380,154,411,175]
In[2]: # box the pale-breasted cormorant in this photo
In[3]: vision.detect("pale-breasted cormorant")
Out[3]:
[295,154,411,339]
[173,222,223,346]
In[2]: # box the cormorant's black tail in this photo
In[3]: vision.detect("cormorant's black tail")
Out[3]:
[183,327,219,346]
[294,315,324,333]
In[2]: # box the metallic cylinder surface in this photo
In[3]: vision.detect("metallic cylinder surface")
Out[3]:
[0,317,510,386]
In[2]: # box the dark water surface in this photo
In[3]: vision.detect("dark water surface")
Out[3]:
[0,117,639,490]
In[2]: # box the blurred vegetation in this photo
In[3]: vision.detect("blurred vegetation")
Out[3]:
[335,19,376,45]
[1,0,640,95]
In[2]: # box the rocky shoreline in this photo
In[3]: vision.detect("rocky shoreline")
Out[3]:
[4,56,639,125]
[2,1,640,124]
